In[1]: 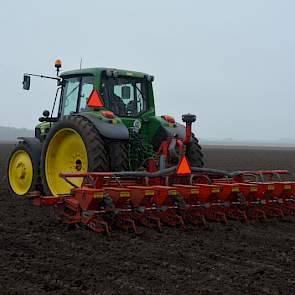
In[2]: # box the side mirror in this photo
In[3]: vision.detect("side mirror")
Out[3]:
[23,74,30,90]
[122,86,131,100]
[43,110,50,117]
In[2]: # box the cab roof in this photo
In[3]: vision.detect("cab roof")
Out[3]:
[60,67,149,78]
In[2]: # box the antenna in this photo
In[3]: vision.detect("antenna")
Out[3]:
[80,58,83,70]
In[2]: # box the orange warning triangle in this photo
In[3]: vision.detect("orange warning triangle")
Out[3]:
[87,90,104,108]
[176,156,192,175]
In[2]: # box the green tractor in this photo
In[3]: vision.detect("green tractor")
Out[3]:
[7,60,203,196]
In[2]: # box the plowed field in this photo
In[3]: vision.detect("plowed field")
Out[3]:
[1,144,295,295]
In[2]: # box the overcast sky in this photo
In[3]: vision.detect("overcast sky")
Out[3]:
[0,0,294,141]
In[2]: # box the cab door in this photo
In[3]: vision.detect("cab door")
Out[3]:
[59,76,80,116]
[59,75,94,117]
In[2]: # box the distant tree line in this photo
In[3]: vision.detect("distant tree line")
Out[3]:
[0,126,34,141]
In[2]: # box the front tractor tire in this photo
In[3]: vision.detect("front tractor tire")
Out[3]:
[7,142,40,196]
[40,116,109,196]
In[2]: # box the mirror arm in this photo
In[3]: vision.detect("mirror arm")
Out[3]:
[25,73,61,81]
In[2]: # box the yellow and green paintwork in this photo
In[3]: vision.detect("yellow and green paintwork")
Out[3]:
[35,67,182,169]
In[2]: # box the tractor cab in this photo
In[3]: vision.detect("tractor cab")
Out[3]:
[58,68,155,120]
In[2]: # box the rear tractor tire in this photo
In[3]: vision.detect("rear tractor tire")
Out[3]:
[7,142,40,196]
[186,136,204,167]
[40,115,109,196]
[109,142,129,172]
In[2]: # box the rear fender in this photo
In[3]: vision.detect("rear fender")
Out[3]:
[162,125,186,139]
[151,116,188,150]
[76,113,129,140]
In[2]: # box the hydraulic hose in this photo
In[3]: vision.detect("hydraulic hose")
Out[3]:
[113,166,177,178]
[113,166,234,178]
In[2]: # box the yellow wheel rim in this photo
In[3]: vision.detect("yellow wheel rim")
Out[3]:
[9,149,33,196]
[45,128,88,195]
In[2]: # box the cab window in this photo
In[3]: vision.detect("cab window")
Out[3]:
[79,76,94,111]
[61,77,80,116]
[60,75,94,116]
[101,76,148,117]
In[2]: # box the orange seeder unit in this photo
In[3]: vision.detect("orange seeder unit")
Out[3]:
[31,159,295,235]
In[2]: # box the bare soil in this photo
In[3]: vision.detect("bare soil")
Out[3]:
[1,144,295,295]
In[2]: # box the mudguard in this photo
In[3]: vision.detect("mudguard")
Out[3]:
[152,124,187,150]
[77,113,129,140]
[162,125,186,139]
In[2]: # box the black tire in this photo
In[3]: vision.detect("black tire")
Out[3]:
[6,142,41,196]
[109,142,129,171]
[186,136,204,167]
[40,115,108,195]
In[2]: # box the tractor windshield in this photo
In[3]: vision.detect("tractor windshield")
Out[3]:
[101,76,148,117]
